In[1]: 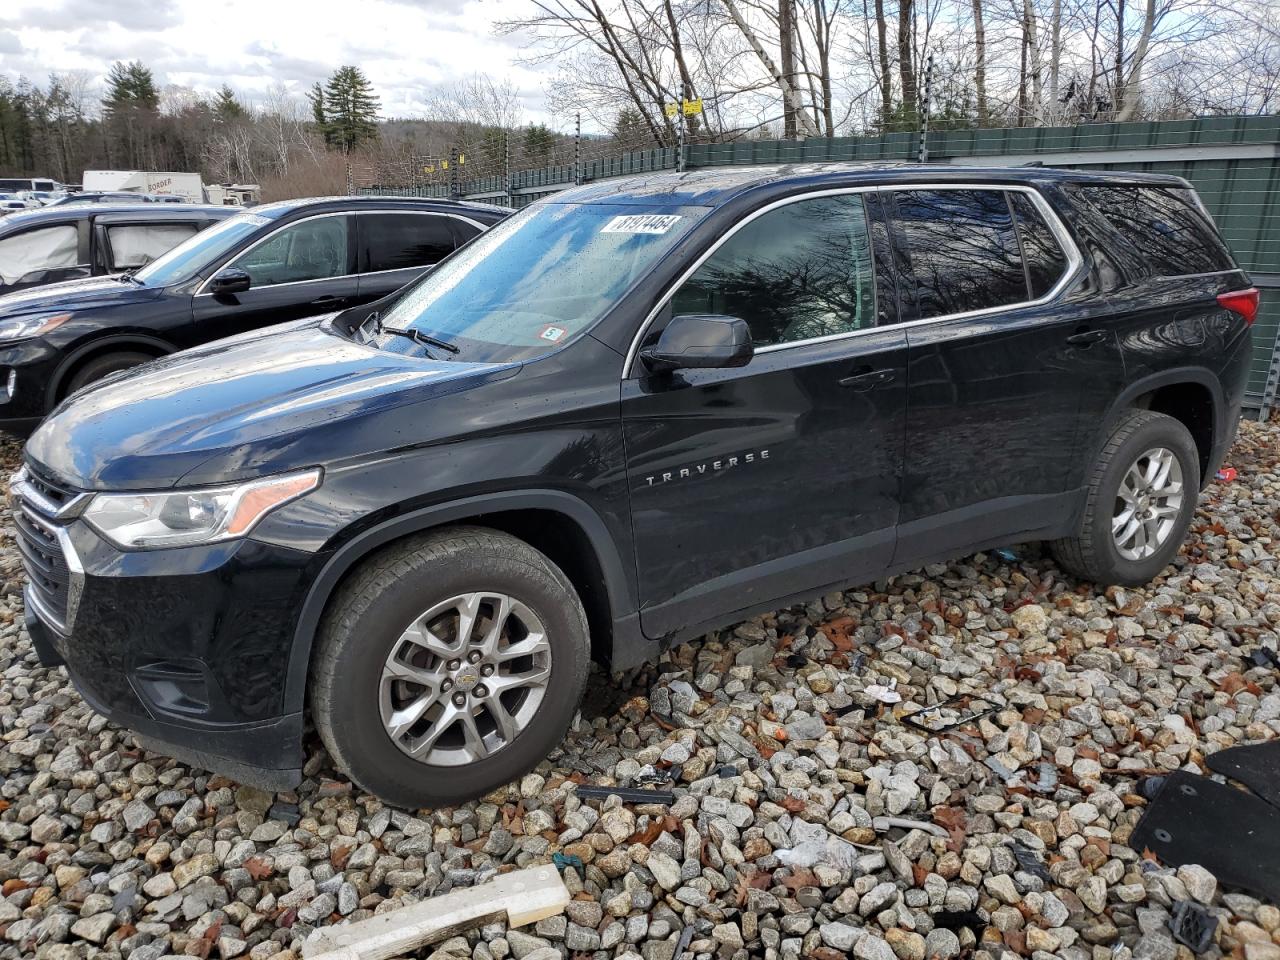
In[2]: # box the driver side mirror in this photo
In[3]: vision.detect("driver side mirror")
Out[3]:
[209,268,251,295]
[640,314,754,373]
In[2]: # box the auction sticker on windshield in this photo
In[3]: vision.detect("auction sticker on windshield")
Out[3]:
[539,324,568,343]
[600,214,683,235]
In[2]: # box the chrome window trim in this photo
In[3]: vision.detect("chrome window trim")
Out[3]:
[622,182,1084,377]
[194,209,488,296]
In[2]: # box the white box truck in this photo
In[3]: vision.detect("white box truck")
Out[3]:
[82,170,205,203]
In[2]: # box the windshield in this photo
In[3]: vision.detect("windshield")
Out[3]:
[376,202,704,362]
[134,212,272,286]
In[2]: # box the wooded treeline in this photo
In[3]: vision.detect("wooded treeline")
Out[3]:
[1,0,1277,197]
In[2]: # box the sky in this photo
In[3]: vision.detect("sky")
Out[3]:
[0,0,556,123]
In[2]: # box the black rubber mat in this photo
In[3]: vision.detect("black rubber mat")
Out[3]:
[1206,740,1280,809]
[1129,771,1280,902]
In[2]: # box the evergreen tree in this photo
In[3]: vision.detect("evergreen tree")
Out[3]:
[522,123,555,164]
[101,61,159,167]
[213,84,247,123]
[307,81,326,129]
[322,66,380,151]
[612,107,648,145]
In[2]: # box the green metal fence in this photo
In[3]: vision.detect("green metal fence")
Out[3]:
[363,116,1280,415]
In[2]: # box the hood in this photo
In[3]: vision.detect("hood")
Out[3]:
[0,276,160,315]
[27,321,519,489]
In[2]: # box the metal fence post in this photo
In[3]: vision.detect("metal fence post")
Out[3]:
[918,53,934,163]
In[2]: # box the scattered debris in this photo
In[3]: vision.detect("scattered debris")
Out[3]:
[930,908,989,939]
[985,756,1019,782]
[1168,899,1218,952]
[871,816,949,839]
[993,547,1019,562]
[900,693,1000,733]
[863,679,901,704]
[267,801,301,827]
[1025,761,1059,793]
[673,923,696,960]
[785,652,808,669]
[1206,739,1280,809]
[1244,646,1280,670]
[1216,466,1237,482]
[574,784,675,805]
[1130,771,1280,902]
[1009,841,1052,882]
[302,864,569,960]
[551,852,583,874]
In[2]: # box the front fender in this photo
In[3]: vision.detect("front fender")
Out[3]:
[277,488,640,716]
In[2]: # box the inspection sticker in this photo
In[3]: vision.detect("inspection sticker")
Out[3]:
[600,214,682,235]
[539,324,569,342]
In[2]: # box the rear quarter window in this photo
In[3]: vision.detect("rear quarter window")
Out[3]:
[1076,185,1235,278]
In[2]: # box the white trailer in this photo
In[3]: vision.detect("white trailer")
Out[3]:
[82,170,205,203]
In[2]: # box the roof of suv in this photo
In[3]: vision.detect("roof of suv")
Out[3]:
[550,162,1192,208]
[0,203,236,234]
[247,195,514,220]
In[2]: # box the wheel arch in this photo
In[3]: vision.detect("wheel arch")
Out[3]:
[284,489,644,717]
[46,333,178,408]
[1107,366,1224,485]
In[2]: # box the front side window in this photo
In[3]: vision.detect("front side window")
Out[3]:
[0,225,79,287]
[136,213,271,287]
[1077,185,1235,278]
[671,194,876,347]
[892,189,1028,319]
[234,216,349,286]
[106,223,199,270]
[363,213,456,271]
[377,202,703,363]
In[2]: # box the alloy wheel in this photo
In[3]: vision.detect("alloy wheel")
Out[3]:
[1112,446,1184,561]
[378,592,552,766]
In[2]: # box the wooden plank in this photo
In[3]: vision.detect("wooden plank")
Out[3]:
[301,864,570,960]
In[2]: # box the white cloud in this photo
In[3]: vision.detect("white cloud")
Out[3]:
[0,0,557,125]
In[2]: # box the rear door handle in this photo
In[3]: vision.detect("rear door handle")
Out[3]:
[1066,328,1108,347]
[839,367,896,390]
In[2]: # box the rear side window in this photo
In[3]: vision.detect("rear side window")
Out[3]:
[891,189,1028,319]
[1009,193,1068,298]
[670,193,877,346]
[106,223,199,270]
[364,214,455,272]
[0,225,79,286]
[1077,186,1235,278]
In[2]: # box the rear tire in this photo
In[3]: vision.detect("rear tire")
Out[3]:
[1050,409,1199,585]
[62,351,154,396]
[310,526,590,808]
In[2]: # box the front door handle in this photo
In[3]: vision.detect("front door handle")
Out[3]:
[1066,328,1108,347]
[839,367,896,390]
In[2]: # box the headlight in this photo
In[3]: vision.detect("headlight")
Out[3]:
[0,313,72,343]
[83,469,320,549]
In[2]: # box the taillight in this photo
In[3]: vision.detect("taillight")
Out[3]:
[1217,287,1259,326]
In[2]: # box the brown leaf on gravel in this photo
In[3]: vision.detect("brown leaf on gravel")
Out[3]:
[781,796,807,813]
[331,845,352,870]
[1021,707,1046,724]
[912,863,929,887]
[780,868,820,891]
[243,857,273,881]
[933,806,967,853]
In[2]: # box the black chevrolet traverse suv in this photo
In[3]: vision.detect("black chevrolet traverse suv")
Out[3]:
[16,165,1254,807]
[0,195,509,432]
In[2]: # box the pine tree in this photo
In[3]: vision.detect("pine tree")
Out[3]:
[213,84,247,123]
[523,123,555,164]
[101,61,159,167]
[613,107,648,145]
[322,66,380,151]
[307,81,326,130]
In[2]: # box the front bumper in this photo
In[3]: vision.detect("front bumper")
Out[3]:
[0,338,61,432]
[14,469,319,788]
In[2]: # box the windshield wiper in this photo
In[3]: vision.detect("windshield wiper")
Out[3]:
[115,270,143,285]
[372,316,460,357]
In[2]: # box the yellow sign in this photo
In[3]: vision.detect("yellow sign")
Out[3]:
[422,164,435,173]
[458,154,466,165]
[682,98,703,116]
[663,103,678,118]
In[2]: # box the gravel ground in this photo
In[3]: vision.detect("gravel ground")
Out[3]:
[2,422,1280,960]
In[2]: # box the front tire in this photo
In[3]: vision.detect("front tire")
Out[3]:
[310,526,590,808]
[62,351,155,396]
[1050,409,1200,585]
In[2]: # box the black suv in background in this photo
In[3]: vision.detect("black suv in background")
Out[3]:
[0,203,235,295]
[0,196,509,431]
[17,165,1254,807]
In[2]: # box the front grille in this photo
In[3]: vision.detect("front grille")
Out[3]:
[12,464,79,631]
